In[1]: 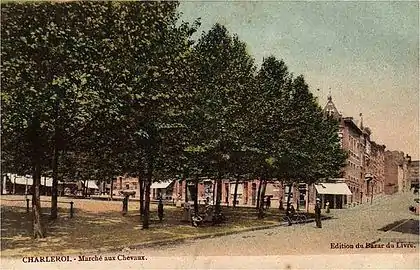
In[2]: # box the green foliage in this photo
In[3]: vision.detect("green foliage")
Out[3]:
[187,23,256,179]
[248,56,346,183]
[2,2,348,226]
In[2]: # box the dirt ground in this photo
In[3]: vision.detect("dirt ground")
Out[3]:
[1,195,294,257]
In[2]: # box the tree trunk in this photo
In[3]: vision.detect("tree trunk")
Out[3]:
[110,178,114,201]
[51,142,59,219]
[0,173,4,195]
[138,176,144,217]
[142,147,153,229]
[215,172,222,215]
[51,84,63,218]
[212,179,216,206]
[29,117,45,238]
[305,184,309,213]
[32,163,45,238]
[184,177,188,202]
[193,177,199,214]
[256,178,263,210]
[142,174,151,229]
[258,179,267,219]
[142,178,151,229]
[233,178,239,208]
[286,184,293,217]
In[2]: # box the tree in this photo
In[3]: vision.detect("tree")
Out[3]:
[286,75,347,183]
[87,1,200,229]
[191,23,256,218]
[0,2,88,236]
[2,2,120,224]
[246,56,294,218]
[248,56,347,218]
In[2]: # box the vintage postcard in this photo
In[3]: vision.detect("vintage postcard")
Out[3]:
[1,1,419,269]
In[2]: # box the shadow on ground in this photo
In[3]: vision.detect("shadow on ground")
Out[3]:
[378,219,419,235]
[1,204,315,257]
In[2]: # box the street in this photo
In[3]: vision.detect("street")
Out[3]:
[1,192,419,270]
[134,192,419,256]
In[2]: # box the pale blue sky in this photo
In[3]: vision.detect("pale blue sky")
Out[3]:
[179,1,419,159]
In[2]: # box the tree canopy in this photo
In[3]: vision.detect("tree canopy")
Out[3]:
[1,1,347,235]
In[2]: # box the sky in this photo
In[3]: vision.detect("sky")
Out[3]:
[178,1,419,159]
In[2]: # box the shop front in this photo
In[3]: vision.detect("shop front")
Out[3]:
[314,182,352,209]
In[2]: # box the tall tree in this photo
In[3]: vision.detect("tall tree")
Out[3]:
[287,75,347,183]
[1,2,116,223]
[191,24,256,218]
[251,58,347,217]
[88,1,199,229]
[247,56,294,218]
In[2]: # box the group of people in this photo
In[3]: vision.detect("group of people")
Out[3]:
[147,195,323,228]
[284,198,322,228]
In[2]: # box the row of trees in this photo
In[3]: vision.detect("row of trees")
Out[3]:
[1,2,347,238]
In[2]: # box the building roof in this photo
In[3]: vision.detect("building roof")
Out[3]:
[343,117,363,135]
[322,95,342,119]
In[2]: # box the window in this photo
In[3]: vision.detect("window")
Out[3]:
[126,184,130,189]
[327,108,334,117]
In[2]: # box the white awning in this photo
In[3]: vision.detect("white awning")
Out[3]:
[315,183,352,195]
[84,180,99,190]
[151,180,173,189]
[8,174,63,187]
[11,175,33,186]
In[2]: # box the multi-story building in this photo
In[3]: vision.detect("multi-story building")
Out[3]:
[323,95,370,204]
[408,160,419,191]
[365,141,386,199]
[384,151,411,194]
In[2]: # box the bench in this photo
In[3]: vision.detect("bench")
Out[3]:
[282,212,308,225]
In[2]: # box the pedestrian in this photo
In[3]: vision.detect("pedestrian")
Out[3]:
[290,204,296,216]
[266,196,271,209]
[158,197,164,222]
[279,197,284,210]
[122,193,129,216]
[315,198,322,228]
[326,201,330,213]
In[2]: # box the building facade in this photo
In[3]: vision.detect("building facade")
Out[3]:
[366,141,386,197]
[323,95,371,204]
[384,151,411,194]
[408,160,419,191]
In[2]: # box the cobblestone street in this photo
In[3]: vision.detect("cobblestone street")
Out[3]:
[135,192,419,256]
